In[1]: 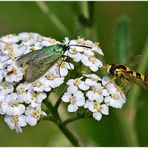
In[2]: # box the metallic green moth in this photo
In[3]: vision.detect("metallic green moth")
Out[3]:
[17,44,69,82]
[17,43,91,82]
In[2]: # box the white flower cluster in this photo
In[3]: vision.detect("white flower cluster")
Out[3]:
[0,32,126,133]
[64,37,103,72]
[62,75,126,121]
[0,33,75,133]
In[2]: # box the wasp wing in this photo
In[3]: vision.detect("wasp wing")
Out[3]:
[24,50,62,82]
[123,72,146,89]
[124,55,142,66]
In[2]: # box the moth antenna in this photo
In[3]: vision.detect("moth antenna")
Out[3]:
[69,44,92,49]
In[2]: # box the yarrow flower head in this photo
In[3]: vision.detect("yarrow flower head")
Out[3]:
[0,32,126,133]
[62,75,126,121]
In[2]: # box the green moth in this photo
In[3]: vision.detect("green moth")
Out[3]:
[17,43,91,82]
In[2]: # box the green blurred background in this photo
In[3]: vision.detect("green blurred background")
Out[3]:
[0,1,148,146]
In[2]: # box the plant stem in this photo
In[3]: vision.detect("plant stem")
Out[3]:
[36,1,70,35]
[80,1,91,38]
[63,113,85,126]
[58,123,80,146]
[45,95,80,146]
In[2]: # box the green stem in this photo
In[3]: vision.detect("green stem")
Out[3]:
[54,84,68,109]
[58,123,80,146]
[43,116,57,123]
[80,1,91,38]
[36,1,70,35]
[45,96,80,146]
[63,113,86,126]
[54,98,62,109]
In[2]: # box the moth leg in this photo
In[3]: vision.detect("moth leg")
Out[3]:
[63,56,73,70]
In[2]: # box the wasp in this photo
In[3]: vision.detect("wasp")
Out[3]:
[105,55,148,88]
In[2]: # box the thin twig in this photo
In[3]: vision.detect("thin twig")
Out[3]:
[36,1,70,35]
[45,95,80,146]
[63,113,86,126]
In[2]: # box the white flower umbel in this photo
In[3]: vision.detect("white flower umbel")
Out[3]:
[104,83,126,109]
[25,106,46,126]
[62,91,85,112]
[30,91,47,107]
[3,63,24,82]
[0,81,14,95]
[0,33,62,133]
[84,100,109,121]
[1,93,25,116]
[81,55,103,72]
[67,78,90,93]
[102,76,126,109]
[86,83,109,102]
[43,64,65,89]
[4,115,27,133]
[0,33,127,132]
[56,59,74,77]
[0,94,6,115]
[16,83,32,104]
[64,37,103,72]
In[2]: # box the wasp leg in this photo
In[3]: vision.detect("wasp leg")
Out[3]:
[121,78,133,96]
[104,76,117,86]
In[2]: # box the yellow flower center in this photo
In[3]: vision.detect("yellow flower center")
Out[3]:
[11,116,19,125]
[46,73,56,80]
[50,38,57,44]
[92,86,102,95]
[94,42,99,47]
[93,101,103,112]
[70,96,76,105]
[32,108,41,119]
[32,81,42,88]
[18,88,26,94]
[89,56,96,64]
[11,100,19,107]
[74,78,80,86]
[32,93,38,101]
[112,93,119,100]
[7,67,17,76]
[5,43,15,59]
[2,82,9,89]
[72,48,78,54]
[31,46,36,51]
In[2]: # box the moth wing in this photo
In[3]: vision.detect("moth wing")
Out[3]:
[25,52,61,82]
[17,49,43,65]
[17,45,55,65]
[25,58,55,82]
